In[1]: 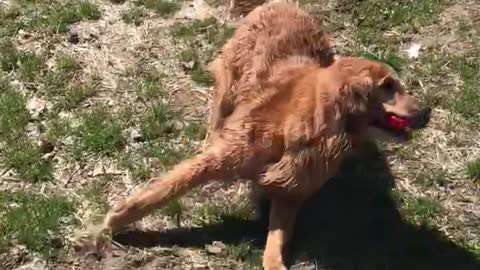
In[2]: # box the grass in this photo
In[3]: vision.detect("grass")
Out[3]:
[118,153,151,182]
[0,5,21,37]
[172,19,234,86]
[0,1,101,34]
[56,54,80,71]
[32,1,101,33]
[141,102,177,140]
[183,121,207,141]
[136,68,166,101]
[191,200,253,227]
[450,57,480,124]
[2,139,53,182]
[144,141,192,168]
[1,0,479,268]
[138,102,199,168]
[172,18,234,48]
[0,78,29,140]
[121,5,147,25]
[83,175,112,214]
[58,82,97,110]
[0,78,53,182]
[162,199,184,226]
[43,55,98,111]
[74,108,125,157]
[0,40,45,82]
[45,117,73,145]
[0,192,73,257]
[179,48,199,69]
[346,0,447,45]
[466,160,480,181]
[354,50,405,73]
[226,241,263,268]
[135,0,180,17]
[418,170,449,188]
[401,196,442,226]
[190,66,213,86]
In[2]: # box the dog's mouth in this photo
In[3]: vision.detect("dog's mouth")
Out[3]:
[374,113,414,140]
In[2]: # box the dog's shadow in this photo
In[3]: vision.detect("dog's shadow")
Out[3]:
[115,143,480,270]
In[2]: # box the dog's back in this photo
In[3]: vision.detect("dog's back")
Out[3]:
[208,2,334,134]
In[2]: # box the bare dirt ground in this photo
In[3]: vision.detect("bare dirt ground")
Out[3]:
[1,0,480,269]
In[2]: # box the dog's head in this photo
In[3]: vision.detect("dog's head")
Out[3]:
[335,57,431,142]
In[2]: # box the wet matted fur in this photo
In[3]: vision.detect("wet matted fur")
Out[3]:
[100,3,431,270]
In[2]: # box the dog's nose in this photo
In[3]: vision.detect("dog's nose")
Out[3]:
[411,107,432,129]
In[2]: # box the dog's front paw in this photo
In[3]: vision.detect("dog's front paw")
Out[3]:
[73,222,112,260]
[263,254,288,270]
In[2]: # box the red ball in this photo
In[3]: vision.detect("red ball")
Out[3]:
[386,115,409,131]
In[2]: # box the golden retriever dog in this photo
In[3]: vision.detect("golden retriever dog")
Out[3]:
[100,3,431,270]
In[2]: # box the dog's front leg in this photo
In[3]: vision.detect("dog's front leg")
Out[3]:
[263,198,302,270]
[104,144,241,232]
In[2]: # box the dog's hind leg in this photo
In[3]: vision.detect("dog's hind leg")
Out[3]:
[263,198,302,270]
[104,144,241,232]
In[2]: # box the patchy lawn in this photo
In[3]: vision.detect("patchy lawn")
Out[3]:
[0,0,479,269]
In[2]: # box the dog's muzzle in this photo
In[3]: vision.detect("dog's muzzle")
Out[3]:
[410,107,432,129]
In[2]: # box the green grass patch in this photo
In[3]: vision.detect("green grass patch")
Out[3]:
[178,47,213,85]
[33,1,100,33]
[450,57,480,124]
[466,159,480,181]
[0,5,22,37]
[179,48,199,68]
[139,102,198,167]
[45,117,73,144]
[74,108,125,156]
[0,1,100,35]
[0,192,73,257]
[0,78,52,182]
[83,175,112,214]
[344,0,447,45]
[141,102,177,140]
[135,0,179,18]
[0,40,45,82]
[43,55,97,111]
[137,68,166,100]
[57,54,80,72]
[118,153,151,182]
[172,18,234,48]
[191,200,253,227]
[57,81,97,111]
[354,49,405,73]
[121,5,147,26]
[161,199,184,226]
[401,196,442,226]
[2,139,53,182]
[191,65,213,86]
[144,141,192,168]
[226,241,262,268]
[0,78,29,140]
[418,169,449,188]
[183,121,207,141]
[172,19,233,86]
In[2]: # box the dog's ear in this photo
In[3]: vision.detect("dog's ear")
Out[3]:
[339,74,374,132]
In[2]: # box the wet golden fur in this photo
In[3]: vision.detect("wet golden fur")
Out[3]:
[102,3,429,270]
[207,2,334,135]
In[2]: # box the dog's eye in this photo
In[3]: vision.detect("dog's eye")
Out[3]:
[383,87,396,105]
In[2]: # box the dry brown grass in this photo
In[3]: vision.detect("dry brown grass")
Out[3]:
[1,0,480,269]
